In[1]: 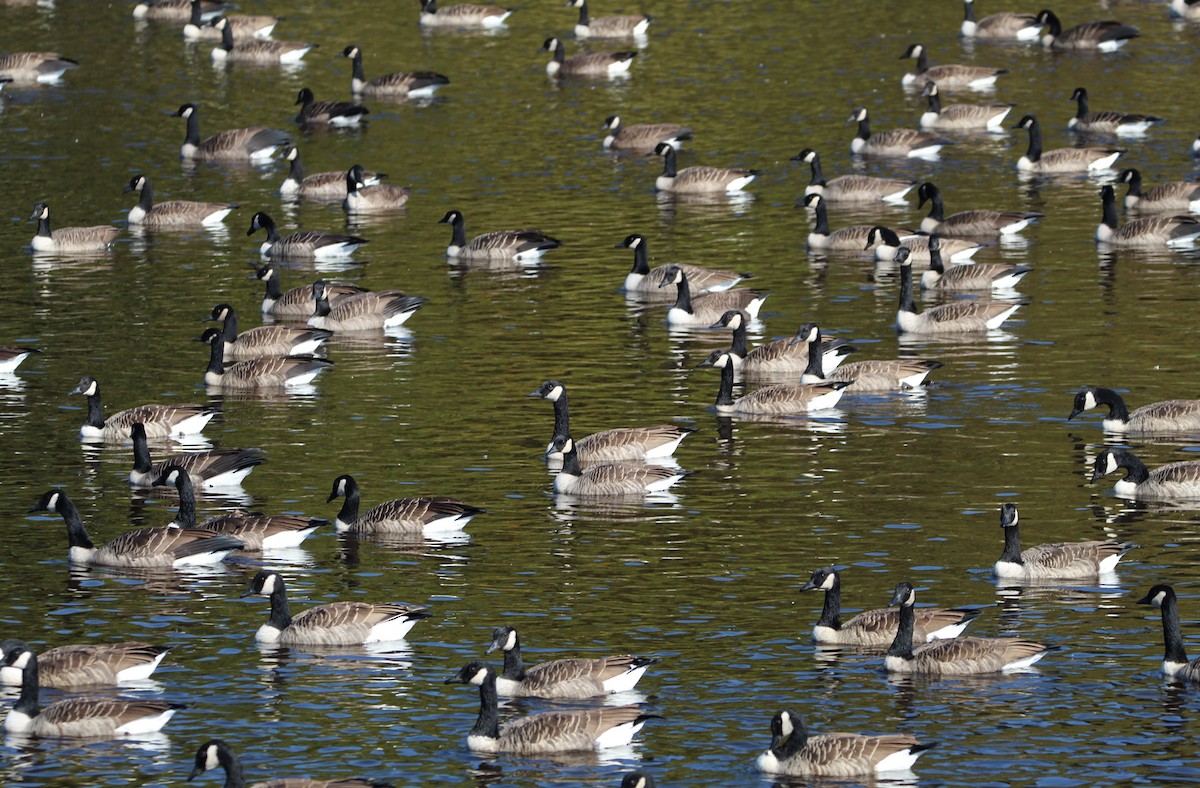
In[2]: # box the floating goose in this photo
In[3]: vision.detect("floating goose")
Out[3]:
[1036,9,1138,51]
[188,739,391,787]
[327,474,483,535]
[757,709,934,777]
[885,582,1054,674]
[896,249,1022,333]
[917,182,1041,237]
[921,236,1029,290]
[0,639,167,688]
[308,281,425,331]
[919,81,1013,131]
[541,37,636,78]
[1013,114,1122,173]
[255,265,368,319]
[711,310,856,375]
[196,328,332,389]
[248,211,368,260]
[960,0,1041,40]
[486,625,656,698]
[206,303,331,360]
[134,0,227,21]
[1091,448,1200,501]
[1068,386,1200,434]
[568,0,649,38]
[1068,88,1162,136]
[699,350,850,415]
[69,376,214,441]
[618,234,746,295]
[183,0,276,40]
[174,103,290,162]
[1095,185,1200,247]
[439,210,561,262]
[993,502,1135,580]
[803,194,901,252]
[550,436,688,496]
[652,142,757,194]
[898,43,1006,89]
[602,116,691,152]
[800,567,978,647]
[0,52,77,83]
[418,0,513,28]
[128,422,264,488]
[0,346,40,374]
[339,45,449,99]
[29,202,118,253]
[242,570,429,645]
[293,87,367,126]
[445,661,655,753]
[1118,169,1200,213]
[865,226,981,264]
[798,323,942,391]
[344,165,410,213]
[211,17,314,64]
[1138,585,1200,683]
[658,265,767,325]
[792,149,915,204]
[280,145,385,199]
[848,107,951,160]
[123,174,236,227]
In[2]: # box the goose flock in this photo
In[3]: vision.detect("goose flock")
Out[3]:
[3,0,1200,785]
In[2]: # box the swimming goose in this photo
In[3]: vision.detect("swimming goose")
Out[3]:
[797,323,943,391]
[653,142,757,194]
[568,0,650,38]
[1036,9,1138,51]
[3,648,181,737]
[339,45,449,99]
[123,174,236,228]
[550,436,688,496]
[1068,387,1200,434]
[847,107,952,160]
[486,625,656,698]
[803,193,898,253]
[886,582,1054,674]
[1118,169,1200,213]
[917,182,1042,237]
[541,37,636,77]
[699,350,850,415]
[1069,88,1162,136]
[29,202,118,253]
[960,0,1042,40]
[327,474,483,535]
[134,0,227,21]
[658,265,767,325]
[294,88,368,126]
[921,236,1029,290]
[279,147,385,199]
[211,17,314,64]
[1138,585,1200,683]
[446,662,655,753]
[308,282,426,331]
[919,81,1014,131]
[1013,114,1122,173]
[255,265,368,319]
[618,234,747,295]
[439,210,561,262]
[197,328,332,389]
[188,739,392,787]
[1169,0,1200,20]
[791,149,915,204]
[711,310,856,375]
[418,0,512,27]
[69,376,214,441]
[757,709,934,778]
[1091,449,1200,501]
[30,489,244,568]
[0,640,167,688]
[896,249,1022,333]
[183,0,276,40]
[206,303,331,360]
[242,570,429,645]
[865,226,982,264]
[174,103,290,162]
[993,502,1135,580]
[0,52,77,83]
[602,116,691,152]
[800,567,978,647]
[528,380,694,463]
[344,165,410,213]
[0,346,40,374]
[1095,185,1200,247]
[129,423,264,488]
[248,212,368,260]
[898,43,1007,89]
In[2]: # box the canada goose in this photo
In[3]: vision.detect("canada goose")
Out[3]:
[486,626,656,698]
[255,265,368,319]
[803,193,897,253]
[0,346,40,374]
[919,81,1013,131]
[133,0,227,21]
[327,474,483,535]
[711,310,857,375]
[439,210,562,262]
[896,248,1023,333]
[568,0,650,38]
[1118,169,1200,213]
[800,567,978,647]
[248,212,368,260]
[174,103,290,162]
[242,570,429,645]
[960,0,1042,40]
[1068,88,1162,137]
[898,43,1007,89]
[1036,9,1138,51]
[344,165,410,213]
[211,17,314,64]
[308,282,425,331]
[699,350,850,415]
[886,582,1054,674]
[129,422,264,488]
[279,146,386,199]
[528,380,694,463]
[1068,387,1200,434]
[602,116,691,152]
[1090,448,1200,501]
[757,709,934,777]
[865,226,982,264]
[797,323,943,391]
[188,739,393,787]
[658,265,767,325]
[917,182,1042,237]
[0,640,167,688]
[791,148,915,204]
[206,303,331,360]
[652,142,757,194]
[1138,585,1200,683]
[847,107,952,160]
[418,0,513,28]
[196,328,333,389]
[68,376,214,441]
[1169,0,1200,21]
[1095,185,1200,247]
[3,648,181,737]
[123,174,236,228]
[921,235,1029,290]
[183,0,276,40]
[550,436,688,496]
[541,37,636,77]
[0,51,77,83]
[30,489,244,568]
[617,234,747,295]
[1013,114,1122,173]
[446,662,655,753]
[993,503,1135,580]
[294,88,368,126]
[339,45,449,99]
[29,202,118,253]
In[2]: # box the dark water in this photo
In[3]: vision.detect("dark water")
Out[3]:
[2,0,1200,785]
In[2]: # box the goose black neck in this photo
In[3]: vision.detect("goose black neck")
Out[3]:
[338,480,361,525]
[57,494,95,550]
[1158,591,1190,664]
[471,670,501,740]
[806,153,824,186]
[924,190,945,222]
[575,0,590,25]
[928,244,945,274]
[267,583,293,632]
[551,40,565,64]
[560,439,583,476]
[714,357,736,408]
[1101,188,1119,230]
[810,197,830,236]
[1123,171,1143,198]
[926,89,942,115]
[188,0,203,26]
[183,111,201,146]
[815,581,842,630]
[13,652,40,719]
[550,391,571,439]
[218,18,234,51]
[670,271,694,314]
[1023,118,1043,162]
[348,50,366,83]
[629,241,649,275]
[172,471,198,528]
[912,49,929,73]
[1115,452,1150,484]
[1074,91,1089,119]
[262,270,283,301]
[802,333,826,380]
[83,389,106,428]
[313,288,332,318]
[855,116,871,142]
[886,600,916,659]
[1043,10,1061,36]
[771,718,808,760]
[498,637,526,681]
[206,335,227,376]
[1094,388,1129,421]
[132,428,153,475]
[217,745,246,788]
[219,309,239,343]
[898,263,917,316]
[258,215,281,244]
[659,147,678,178]
[963,1,976,23]
[137,181,154,212]
[448,217,467,249]
[728,319,747,358]
[34,214,52,239]
[998,521,1024,564]
[288,154,305,182]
